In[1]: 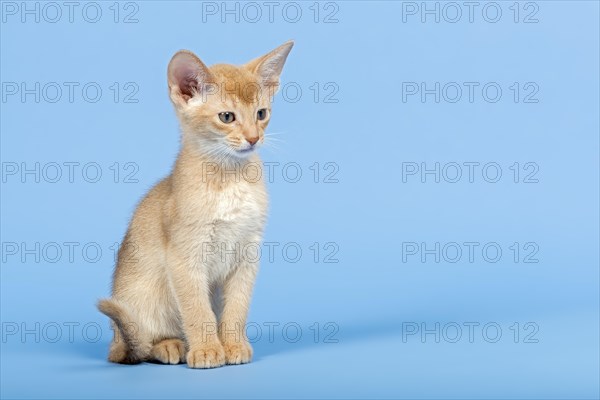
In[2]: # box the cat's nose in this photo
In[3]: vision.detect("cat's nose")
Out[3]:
[246,136,259,146]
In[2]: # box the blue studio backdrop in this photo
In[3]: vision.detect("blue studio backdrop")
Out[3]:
[1,1,599,399]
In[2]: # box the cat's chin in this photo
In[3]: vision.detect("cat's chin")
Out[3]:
[227,146,257,160]
[202,146,257,165]
[235,147,255,156]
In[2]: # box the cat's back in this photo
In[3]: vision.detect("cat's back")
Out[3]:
[112,176,173,292]
[122,175,174,255]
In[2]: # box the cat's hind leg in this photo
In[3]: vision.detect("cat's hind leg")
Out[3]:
[151,338,186,364]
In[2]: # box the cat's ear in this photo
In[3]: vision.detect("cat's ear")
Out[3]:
[245,40,294,87]
[167,50,214,106]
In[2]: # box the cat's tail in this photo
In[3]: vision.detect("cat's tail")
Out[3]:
[97,298,151,364]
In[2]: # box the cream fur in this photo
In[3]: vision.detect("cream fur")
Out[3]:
[98,41,293,368]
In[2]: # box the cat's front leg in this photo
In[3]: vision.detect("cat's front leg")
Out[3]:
[219,260,258,365]
[167,246,225,369]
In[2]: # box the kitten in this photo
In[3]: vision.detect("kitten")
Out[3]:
[98,41,293,368]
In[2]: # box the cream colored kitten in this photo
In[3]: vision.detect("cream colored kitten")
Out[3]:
[98,41,293,368]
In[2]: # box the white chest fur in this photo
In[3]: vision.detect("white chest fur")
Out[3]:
[199,181,266,281]
[213,183,261,223]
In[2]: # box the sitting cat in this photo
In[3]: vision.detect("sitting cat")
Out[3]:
[98,41,294,368]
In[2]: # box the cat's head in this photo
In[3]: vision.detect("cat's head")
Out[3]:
[167,41,294,160]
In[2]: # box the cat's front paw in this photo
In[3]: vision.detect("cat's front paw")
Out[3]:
[223,340,253,365]
[186,342,225,369]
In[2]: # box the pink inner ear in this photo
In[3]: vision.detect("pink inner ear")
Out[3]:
[179,73,198,98]
[169,52,210,100]
[173,64,199,98]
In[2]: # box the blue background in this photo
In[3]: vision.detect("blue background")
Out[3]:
[1,1,599,398]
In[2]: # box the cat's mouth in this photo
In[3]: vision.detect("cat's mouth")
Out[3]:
[236,147,255,155]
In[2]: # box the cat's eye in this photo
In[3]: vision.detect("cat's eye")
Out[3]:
[257,108,268,121]
[218,112,236,124]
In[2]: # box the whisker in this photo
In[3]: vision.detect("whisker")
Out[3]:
[264,131,286,137]
[264,138,284,144]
